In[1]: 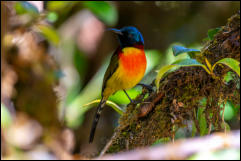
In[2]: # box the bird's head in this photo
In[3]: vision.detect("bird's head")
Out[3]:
[108,26,144,48]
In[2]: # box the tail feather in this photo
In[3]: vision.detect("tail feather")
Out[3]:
[89,98,107,143]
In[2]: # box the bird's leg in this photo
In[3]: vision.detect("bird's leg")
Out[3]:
[137,83,153,92]
[123,90,139,104]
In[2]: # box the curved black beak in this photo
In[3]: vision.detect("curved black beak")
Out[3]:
[106,28,123,35]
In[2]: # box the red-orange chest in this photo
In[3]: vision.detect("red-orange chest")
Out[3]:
[119,47,147,78]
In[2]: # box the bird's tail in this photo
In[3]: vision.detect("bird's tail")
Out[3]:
[89,98,107,143]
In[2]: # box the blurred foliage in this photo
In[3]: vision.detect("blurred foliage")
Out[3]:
[83,1,118,26]
[207,27,221,41]
[189,148,240,160]
[1,1,240,159]
[14,1,39,14]
[1,103,13,129]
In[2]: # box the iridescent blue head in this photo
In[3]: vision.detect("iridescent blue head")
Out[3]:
[108,26,144,48]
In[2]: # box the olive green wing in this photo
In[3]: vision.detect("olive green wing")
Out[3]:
[101,49,120,95]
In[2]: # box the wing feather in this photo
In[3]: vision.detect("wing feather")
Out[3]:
[101,48,120,95]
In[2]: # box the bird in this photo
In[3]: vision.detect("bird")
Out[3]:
[89,26,147,143]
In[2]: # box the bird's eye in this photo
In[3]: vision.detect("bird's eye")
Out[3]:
[128,34,133,38]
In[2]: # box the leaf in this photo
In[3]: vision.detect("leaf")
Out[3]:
[220,101,235,121]
[207,27,221,40]
[197,107,208,136]
[152,137,170,146]
[1,103,12,128]
[46,12,58,23]
[14,1,39,15]
[221,121,231,132]
[155,59,211,90]
[205,58,212,71]
[109,88,141,105]
[47,1,72,11]
[172,58,211,74]
[191,120,197,137]
[212,58,240,77]
[155,65,178,90]
[83,1,118,26]
[172,45,200,56]
[223,71,235,83]
[35,24,60,45]
[82,99,124,115]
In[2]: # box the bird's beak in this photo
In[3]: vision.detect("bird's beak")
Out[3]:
[107,28,123,35]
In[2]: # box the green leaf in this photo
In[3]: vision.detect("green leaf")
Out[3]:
[155,65,178,90]
[207,27,221,40]
[14,1,39,15]
[223,71,235,83]
[172,45,200,56]
[46,12,58,23]
[172,58,202,66]
[155,59,211,90]
[221,121,231,132]
[82,99,124,115]
[65,98,123,128]
[83,1,118,26]
[109,88,141,105]
[35,24,60,46]
[191,120,197,137]
[1,103,12,128]
[47,1,72,11]
[197,107,208,136]
[221,101,235,121]
[172,59,211,74]
[212,58,240,77]
[152,137,170,146]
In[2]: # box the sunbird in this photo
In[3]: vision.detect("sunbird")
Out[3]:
[89,26,147,143]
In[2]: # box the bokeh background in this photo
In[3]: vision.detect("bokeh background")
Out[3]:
[1,1,240,159]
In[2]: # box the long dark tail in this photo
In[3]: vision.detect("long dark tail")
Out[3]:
[89,98,107,143]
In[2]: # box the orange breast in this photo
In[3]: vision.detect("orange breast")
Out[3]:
[102,47,147,97]
[119,47,146,84]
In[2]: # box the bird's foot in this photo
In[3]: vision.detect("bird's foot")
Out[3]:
[137,83,153,92]
[130,99,141,105]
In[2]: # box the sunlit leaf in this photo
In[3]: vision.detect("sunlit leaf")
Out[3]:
[172,45,200,56]
[212,58,240,77]
[1,103,12,128]
[83,1,118,26]
[207,27,221,40]
[109,88,141,105]
[14,1,39,15]
[35,24,60,45]
[47,1,72,11]
[205,58,212,71]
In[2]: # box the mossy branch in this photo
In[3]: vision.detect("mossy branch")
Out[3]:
[103,11,240,154]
